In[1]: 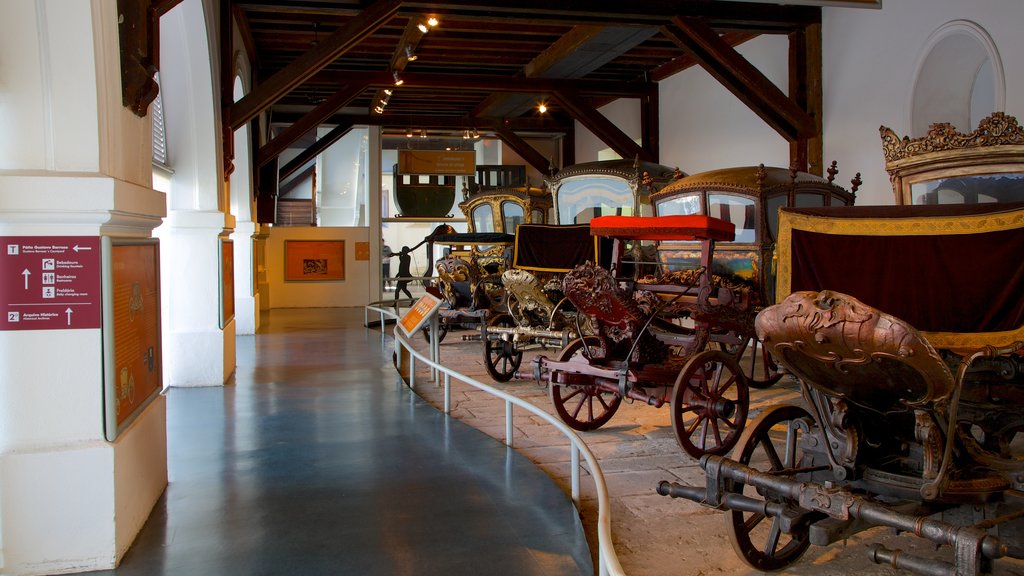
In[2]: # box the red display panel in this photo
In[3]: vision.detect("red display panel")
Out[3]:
[2,236,102,330]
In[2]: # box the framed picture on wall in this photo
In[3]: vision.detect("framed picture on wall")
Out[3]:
[285,240,345,282]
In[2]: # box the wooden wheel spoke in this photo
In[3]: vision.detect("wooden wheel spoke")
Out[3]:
[743,510,767,533]
[761,437,785,471]
[762,517,783,557]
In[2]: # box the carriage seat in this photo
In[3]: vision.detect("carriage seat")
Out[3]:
[755,290,956,413]
[563,261,668,364]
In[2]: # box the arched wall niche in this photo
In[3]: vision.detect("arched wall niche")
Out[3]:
[909,20,1004,137]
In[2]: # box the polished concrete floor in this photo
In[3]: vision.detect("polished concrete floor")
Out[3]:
[88,308,591,576]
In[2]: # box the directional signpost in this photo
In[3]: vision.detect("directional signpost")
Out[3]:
[1,236,102,330]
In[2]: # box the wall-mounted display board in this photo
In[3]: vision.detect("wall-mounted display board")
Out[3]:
[103,239,162,441]
[398,150,475,175]
[220,237,234,327]
[285,240,345,281]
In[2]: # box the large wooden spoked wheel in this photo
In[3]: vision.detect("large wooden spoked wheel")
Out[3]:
[550,337,621,431]
[421,322,448,344]
[484,314,523,382]
[671,349,749,458]
[726,404,816,571]
[718,335,782,389]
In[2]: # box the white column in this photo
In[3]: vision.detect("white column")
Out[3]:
[0,1,167,573]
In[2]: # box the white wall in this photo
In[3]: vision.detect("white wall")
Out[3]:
[822,0,1024,205]
[574,98,643,164]
[640,2,1024,207]
[658,34,792,176]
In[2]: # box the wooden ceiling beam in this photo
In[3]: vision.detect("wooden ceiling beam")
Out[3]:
[662,16,815,141]
[395,1,819,30]
[303,70,653,97]
[278,120,356,181]
[650,31,757,82]
[552,88,653,162]
[474,24,606,118]
[228,0,399,130]
[268,113,571,133]
[255,83,366,167]
[491,125,555,175]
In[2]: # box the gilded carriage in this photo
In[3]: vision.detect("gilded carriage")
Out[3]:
[429,183,551,341]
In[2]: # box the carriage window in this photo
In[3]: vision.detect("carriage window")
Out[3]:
[556,177,634,224]
[910,174,1024,204]
[708,193,756,243]
[794,192,826,207]
[501,201,525,233]
[655,193,701,216]
[531,208,546,224]
[472,204,495,233]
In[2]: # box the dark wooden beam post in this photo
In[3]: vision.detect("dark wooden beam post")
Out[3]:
[789,23,823,175]
[641,83,659,163]
[227,0,399,130]
[553,88,652,162]
[278,120,357,181]
[254,84,366,168]
[663,16,816,142]
[492,124,555,175]
[220,0,235,180]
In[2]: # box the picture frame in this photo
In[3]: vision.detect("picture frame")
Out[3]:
[284,240,345,282]
[102,238,162,441]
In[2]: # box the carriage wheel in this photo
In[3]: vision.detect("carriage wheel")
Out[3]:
[421,322,448,344]
[726,405,816,571]
[718,335,782,389]
[550,337,622,431]
[671,350,749,458]
[484,314,523,382]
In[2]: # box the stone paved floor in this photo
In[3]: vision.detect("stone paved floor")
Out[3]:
[392,325,1024,576]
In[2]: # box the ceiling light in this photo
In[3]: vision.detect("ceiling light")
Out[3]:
[392,71,403,86]
[427,17,439,27]
[374,106,384,114]
[383,89,392,96]
[417,22,428,33]
[420,130,427,138]
[404,46,418,62]
[537,103,548,114]
[406,129,413,138]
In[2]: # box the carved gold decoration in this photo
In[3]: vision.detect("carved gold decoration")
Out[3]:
[502,268,556,324]
[880,112,1024,163]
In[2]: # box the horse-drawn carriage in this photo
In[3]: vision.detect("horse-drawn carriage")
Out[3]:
[531,161,860,459]
[650,163,859,387]
[465,160,682,379]
[658,114,1024,576]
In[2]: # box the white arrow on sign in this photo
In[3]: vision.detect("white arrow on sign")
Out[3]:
[22,268,30,289]
[65,307,73,326]
[73,245,93,252]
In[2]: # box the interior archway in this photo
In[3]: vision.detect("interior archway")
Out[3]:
[910,20,1004,136]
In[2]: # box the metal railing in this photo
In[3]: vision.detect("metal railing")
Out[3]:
[364,302,625,576]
